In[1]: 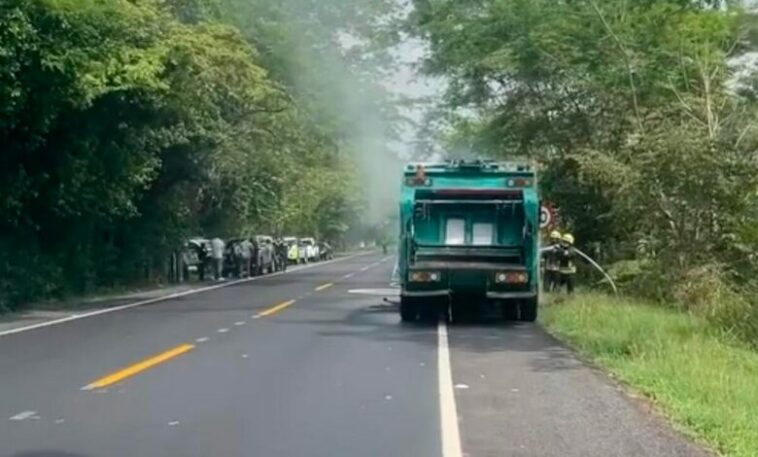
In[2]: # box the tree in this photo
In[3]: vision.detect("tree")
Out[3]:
[405,0,758,340]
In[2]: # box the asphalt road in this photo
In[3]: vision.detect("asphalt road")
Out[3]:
[0,253,709,457]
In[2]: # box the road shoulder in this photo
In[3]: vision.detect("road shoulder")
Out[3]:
[0,252,370,336]
[447,322,712,457]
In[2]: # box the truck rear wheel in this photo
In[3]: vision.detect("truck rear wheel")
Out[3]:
[400,297,418,322]
[519,298,538,322]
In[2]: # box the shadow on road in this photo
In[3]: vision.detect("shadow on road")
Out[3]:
[279,292,582,375]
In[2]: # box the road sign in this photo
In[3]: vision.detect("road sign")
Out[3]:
[540,204,554,229]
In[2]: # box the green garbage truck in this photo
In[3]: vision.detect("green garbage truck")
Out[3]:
[397,160,541,322]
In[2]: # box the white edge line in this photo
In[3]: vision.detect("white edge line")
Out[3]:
[9,411,37,421]
[0,252,372,338]
[438,321,463,457]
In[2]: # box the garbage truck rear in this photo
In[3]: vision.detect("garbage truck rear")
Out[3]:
[397,160,540,322]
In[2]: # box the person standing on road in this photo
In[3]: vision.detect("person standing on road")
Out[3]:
[240,238,254,277]
[558,233,577,294]
[197,241,211,281]
[211,237,225,281]
[232,241,245,278]
[542,230,562,292]
[275,239,288,272]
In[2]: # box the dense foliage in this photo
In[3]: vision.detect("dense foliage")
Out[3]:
[407,0,758,342]
[0,0,390,309]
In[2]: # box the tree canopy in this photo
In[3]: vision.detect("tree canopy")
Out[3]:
[0,0,391,309]
[407,0,758,341]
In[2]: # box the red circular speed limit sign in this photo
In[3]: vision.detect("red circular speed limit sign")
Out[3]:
[540,204,555,229]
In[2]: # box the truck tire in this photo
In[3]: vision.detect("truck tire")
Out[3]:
[519,298,538,322]
[400,298,418,322]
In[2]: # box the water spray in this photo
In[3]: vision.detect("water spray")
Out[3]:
[540,246,619,295]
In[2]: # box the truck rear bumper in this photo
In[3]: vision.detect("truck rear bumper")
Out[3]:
[401,290,537,300]
[401,290,451,298]
[486,291,537,300]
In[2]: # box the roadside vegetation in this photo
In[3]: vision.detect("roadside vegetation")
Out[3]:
[542,293,758,457]
[406,2,758,452]
[0,0,397,310]
[405,0,758,346]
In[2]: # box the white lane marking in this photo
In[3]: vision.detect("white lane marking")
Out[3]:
[438,322,463,457]
[234,321,246,326]
[360,266,370,272]
[9,411,38,421]
[454,384,470,390]
[252,315,261,319]
[217,328,229,333]
[195,337,209,343]
[241,354,249,359]
[0,252,371,338]
[343,273,355,279]
[168,420,180,426]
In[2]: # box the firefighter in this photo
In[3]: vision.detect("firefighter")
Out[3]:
[558,233,577,294]
[542,230,562,292]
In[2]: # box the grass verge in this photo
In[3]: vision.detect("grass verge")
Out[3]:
[541,293,758,457]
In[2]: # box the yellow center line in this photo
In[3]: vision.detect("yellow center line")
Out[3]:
[83,343,194,390]
[315,283,334,292]
[254,299,296,318]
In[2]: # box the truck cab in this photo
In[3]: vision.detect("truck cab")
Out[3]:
[398,160,540,322]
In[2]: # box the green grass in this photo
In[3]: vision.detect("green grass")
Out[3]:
[541,293,758,457]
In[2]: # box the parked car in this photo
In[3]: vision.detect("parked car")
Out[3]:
[283,237,300,264]
[182,238,211,280]
[300,237,320,262]
[255,235,275,274]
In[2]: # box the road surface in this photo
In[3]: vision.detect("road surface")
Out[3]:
[0,253,709,457]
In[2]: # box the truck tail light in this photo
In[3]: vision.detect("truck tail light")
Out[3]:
[495,272,528,284]
[508,178,532,187]
[410,271,442,283]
